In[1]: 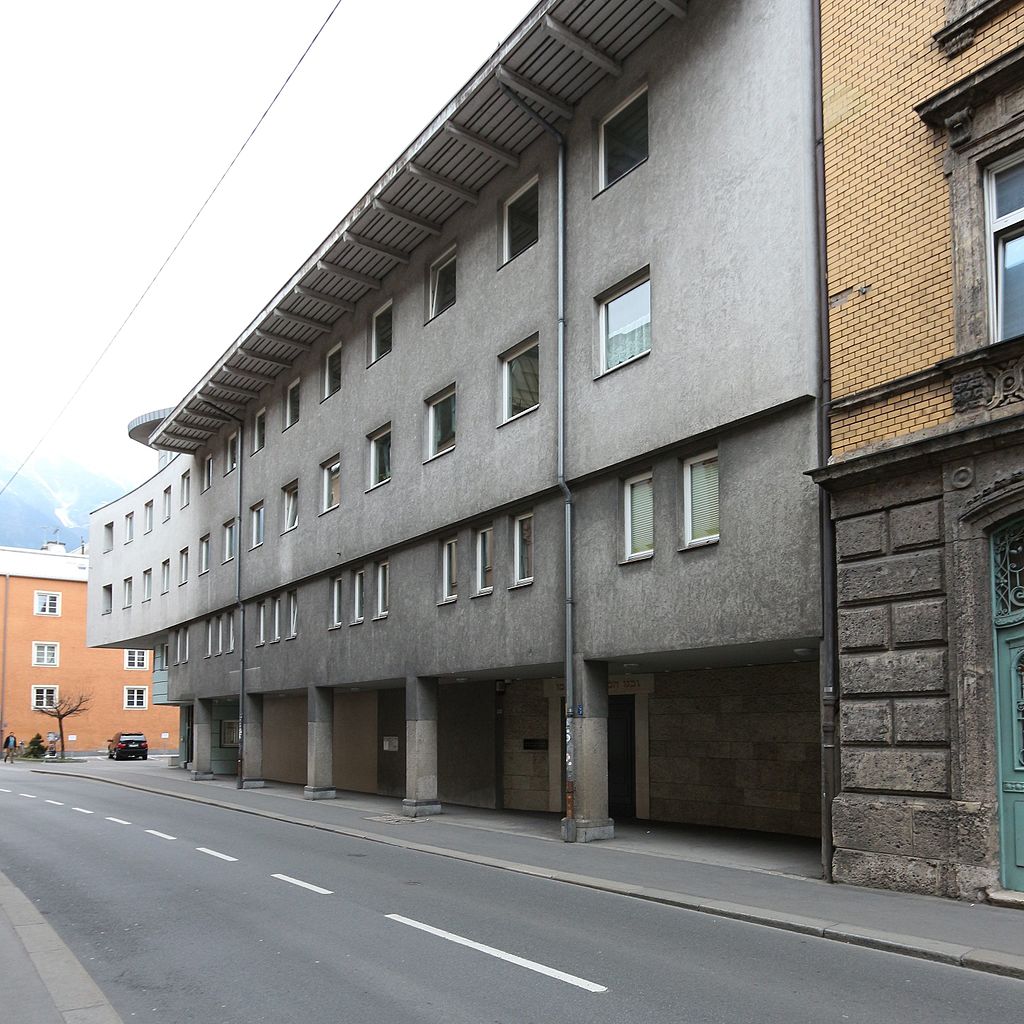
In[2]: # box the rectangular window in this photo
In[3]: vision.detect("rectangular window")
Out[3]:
[324,344,342,399]
[156,644,168,671]
[216,615,223,655]
[179,626,189,663]
[32,685,58,709]
[162,487,172,521]
[513,513,534,584]
[370,426,391,487]
[475,526,493,593]
[287,590,298,637]
[601,88,648,188]
[322,457,341,512]
[102,584,113,614]
[602,276,651,372]
[205,619,213,658]
[272,597,282,641]
[142,569,152,601]
[624,472,654,558]
[225,432,239,474]
[331,576,344,626]
[34,591,60,616]
[503,178,539,262]
[442,538,458,601]
[283,481,299,531]
[285,379,301,429]
[352,569,365,623]
[32,642,59,667]
[124,511,135,543]
[227,612,235,652]
[103,522,114,551]
[372,302,393,362]
[202,455,214,491]
[375,561,389,618]
[429,251,457,318]
[223,519,237,561]
[989,158,1024,341]
[179,547,189,585]
[125,649,148,670]
[161,560,170,594]
[503,339,539,421]
[180,470,191,507]
[199,534,211,574]
[256,601,266,645]
[123,577,133,608]
[144,500,154,532]
[252,409,266,453]
[124,687,148,709]
[428,387,457,457]
[251,502,265,547]
[684,451,720,546]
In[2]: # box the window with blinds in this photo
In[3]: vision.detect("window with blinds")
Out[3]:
[685,452,719,545]
[625,473,654,557]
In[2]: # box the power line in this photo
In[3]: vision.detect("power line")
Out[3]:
[0,0,346,502]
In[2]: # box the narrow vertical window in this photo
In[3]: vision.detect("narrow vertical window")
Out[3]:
[370,426,392,487]
[251,502,265,547]
[103,522,114,550]
[256,601,266,644]
[602,276,651,372]
[624,472,654,558]
[179,547,189,585]
[503,339,539,421]
[442,538,458,601]
[144,500,154,532]
[202,455,214,491]
[205,619,213,657]
[331,577,344,626]
[375,561,389,618]
[180,470,191,507]
[272,597,282,641]
[252,410,266,454]
[161,560,170,594]
[601,89,648,188]
[142,569,152,601]
[429,251,457,318]
[513,513,534,584]
[123,577,133,608]
[285,379,301,428]
[322,457,341,511]
[288,590,298,637]
[199,534,210,574]
[428,387,457,458]
[223,519,237,561]
[476,526,494,593]
[283,481,299,531]
[124,512,135,543]
[372,302,393,362]
[503,179,539,262]
[324,344,342,399]
[352,569,365,623]
[225,432,239,474]
[102,584,113,614]
[684,451,720,546]
[989,159,1024,341]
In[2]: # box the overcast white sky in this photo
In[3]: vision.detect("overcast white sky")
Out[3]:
[0,1,536,490]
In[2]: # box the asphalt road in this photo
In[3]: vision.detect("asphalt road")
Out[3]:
[1,767,1021,1024]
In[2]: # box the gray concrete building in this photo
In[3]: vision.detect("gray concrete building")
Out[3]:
[88,0,824,851]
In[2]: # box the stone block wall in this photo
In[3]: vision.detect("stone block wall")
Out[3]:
[503,680,551,811]
[648,664,820,837]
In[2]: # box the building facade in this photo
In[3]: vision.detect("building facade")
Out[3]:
[89,1,825,848]
[0,543,176,754]
[816,0,1024,897]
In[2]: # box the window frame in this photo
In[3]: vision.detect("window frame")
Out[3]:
[427,385,457,459]
[282,480,299,532]
[33,591,61,617]
[599,86,649,191]
[202,454,214,491]
[252,409,266,454]
[600,272,652,374]
[441,537,458,602]
[369,425,392,489]
[160,560,170,594]
[271,597,282,642]
[223,519,237,562]
[683,450,720,548]
[352,569,365,624]
[124,686,148,710]
[985,153,1024,343]
[512,512,534,586]
[162,486,172,522]
[32,685,58,710]
[102,584,113,614]
[623,471,655,560]
[371,300,394,363]
[124,649,148,670]
[502,176,540,264]
[225,432,239,475]
[321,457,341,513]
[122,576,133,608]
[323,343,342,400]
[32,641,59,667]
[475,525,494,594]
[179,547,189,585]
[502,336,540,423]
[180,470,191,508]
[285,378,301,430]
[198,534,211,575]
[124,511,135,543]
[103,522,114,551]
[428,250,457,320]
[287,590,298,638]
[144,500,154,533]
[142,569,152,602]
[256,601,266,645]
[375,560,390,619]
[330,576,344,627]
[250,501,265,548]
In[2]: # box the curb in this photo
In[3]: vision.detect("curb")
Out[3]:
[34,768,1024,982]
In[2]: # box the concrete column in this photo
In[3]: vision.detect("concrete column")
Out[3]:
[191,699,214,780]
[305,686,335,800]
[562,658,613,842]
[403,675,442,817]
[241,692,265,789]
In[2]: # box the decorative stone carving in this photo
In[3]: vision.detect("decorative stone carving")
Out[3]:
[951,466,974,489]
[990,356,1024,408]
[944,106,974,148]
[993,517,1024,627]
[940,29,975,58]
[951,355,1024,412]
[951,367,992,410]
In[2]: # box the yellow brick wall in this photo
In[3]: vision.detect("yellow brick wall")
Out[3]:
[822,0,1024,452]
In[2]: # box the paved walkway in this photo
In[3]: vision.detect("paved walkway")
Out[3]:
[5,756,1024,1014]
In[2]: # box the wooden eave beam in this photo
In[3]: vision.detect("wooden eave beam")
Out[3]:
[253,329,314,352]
[156,440,198,452]
[342,231,411,264]
[204,381,260,401]
[224,365,277,386]
[161,428,210,443]
[178,412,227,429]
[650,0,687,19]
[293,285,355,313]
[316,260,382,290]
[443,123,520,167]
[238,346,294,369]
[371,199,442,236]
[188,403,231,422]
[272,309,332,333]
[542,16,622,76]
[495,65,573,121]
[407,163,479,206]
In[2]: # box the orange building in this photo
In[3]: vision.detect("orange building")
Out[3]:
[0,542,177,754]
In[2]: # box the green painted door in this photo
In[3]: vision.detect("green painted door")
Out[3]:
[993,519,1024,892]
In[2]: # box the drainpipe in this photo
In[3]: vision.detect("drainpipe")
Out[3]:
[811,0,839,882]
[0,574,9,741]
[496,76,576,832]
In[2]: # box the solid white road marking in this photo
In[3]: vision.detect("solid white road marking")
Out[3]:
[18,793,36,799]
[145,829,176,840]
[45,800,64,806]
[385,914,608,994]
[72,807,94,814]
[197,848,238,862]
[106,817,132,825]
[271,873,333,895]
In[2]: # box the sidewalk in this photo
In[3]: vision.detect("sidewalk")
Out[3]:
[29,760,1024,982]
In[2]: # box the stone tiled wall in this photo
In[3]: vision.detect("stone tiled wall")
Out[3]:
[503,680,550,812]
[648,665,820,837]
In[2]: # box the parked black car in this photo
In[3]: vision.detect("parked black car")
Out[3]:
[108,732,148,760]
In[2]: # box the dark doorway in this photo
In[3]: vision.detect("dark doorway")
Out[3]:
[607,694,636,819]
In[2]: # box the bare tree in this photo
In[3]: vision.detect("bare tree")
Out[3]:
[34,692,92,759]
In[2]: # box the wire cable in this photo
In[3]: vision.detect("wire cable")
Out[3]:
[0,0,345,501]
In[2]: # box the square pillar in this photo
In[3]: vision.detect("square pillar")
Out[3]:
[562,658,613,842]
[241,692,265,789]
[403,675,442,817]
[305,685,335,800]
[191,699,214,780]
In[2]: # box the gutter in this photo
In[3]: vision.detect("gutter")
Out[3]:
[495,77,577,838]
[0,574,8,742]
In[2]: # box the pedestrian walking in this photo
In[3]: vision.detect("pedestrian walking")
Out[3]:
[2,733,16,763]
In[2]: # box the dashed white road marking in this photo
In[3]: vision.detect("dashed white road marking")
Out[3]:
[72,807,94,814]
[18,793,36,799]
[106,817,132,825]
[197,848,238,862]
[0,787,11,793]
[271,873,333,895]
[385,914,608,994]
[45,799,64,806]
[145,829,176,840]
